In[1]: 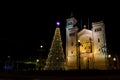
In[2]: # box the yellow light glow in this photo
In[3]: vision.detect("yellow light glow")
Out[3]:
[40,45,43,48]
[113,57,116,61]
[83,57,87,61]
[78,40,80,42]
[89,53,93,57]
[94,49,99,55]
[108,54,111,58]
[36,59,39,62]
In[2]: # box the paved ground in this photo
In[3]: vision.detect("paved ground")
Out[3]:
[0,70,120,80]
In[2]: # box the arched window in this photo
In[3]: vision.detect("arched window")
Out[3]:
[98,38,100,42]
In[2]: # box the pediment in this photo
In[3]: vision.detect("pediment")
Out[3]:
[78,29,92,37]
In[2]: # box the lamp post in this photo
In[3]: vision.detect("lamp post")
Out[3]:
[113,57,117,70]
[116,55,119,70]
[77,40,81,70]
[108,54,112,70]
[39,45,44,58]
[108,54,111,58]
[40,45,43,49]
[36,59,40,71]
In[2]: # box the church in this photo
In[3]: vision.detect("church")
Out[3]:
[66,15,107,70]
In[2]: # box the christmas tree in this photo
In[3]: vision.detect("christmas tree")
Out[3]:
[44,25,66,70]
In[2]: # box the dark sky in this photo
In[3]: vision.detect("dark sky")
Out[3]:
[0,2,119,59]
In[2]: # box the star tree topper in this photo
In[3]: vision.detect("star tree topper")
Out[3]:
[56,21,60,26]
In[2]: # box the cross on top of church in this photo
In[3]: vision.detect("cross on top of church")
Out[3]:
[84,25,86,29]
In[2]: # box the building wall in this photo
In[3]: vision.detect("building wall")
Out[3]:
[66,17,107,70]
[66,17,78,70]
[92,21,107,70]
[78,30,94,69]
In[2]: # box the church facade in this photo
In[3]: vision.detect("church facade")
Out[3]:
[66,16,107,70]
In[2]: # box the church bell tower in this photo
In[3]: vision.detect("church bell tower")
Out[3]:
[92,21,107,70]
[66,14,79,70]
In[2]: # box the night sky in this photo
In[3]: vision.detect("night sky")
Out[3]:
[0,2,119,60]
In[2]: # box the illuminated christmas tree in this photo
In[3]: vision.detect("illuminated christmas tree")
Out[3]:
[44,22,66,70]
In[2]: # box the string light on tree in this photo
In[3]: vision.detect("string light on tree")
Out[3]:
[44,27,66,70]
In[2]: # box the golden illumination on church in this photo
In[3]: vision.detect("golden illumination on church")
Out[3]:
[66,15,107,70]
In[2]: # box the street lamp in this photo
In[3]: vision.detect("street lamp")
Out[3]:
[108,54,111,58]
[113,57,117,70]
[113,57,116,61]
[107,54,112,70]
[36,59,39,63]
[36,59,40,71]
[39,44,44,58]
[40,45,43,48]
[115,55,119,70]
[77,40,81,70]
